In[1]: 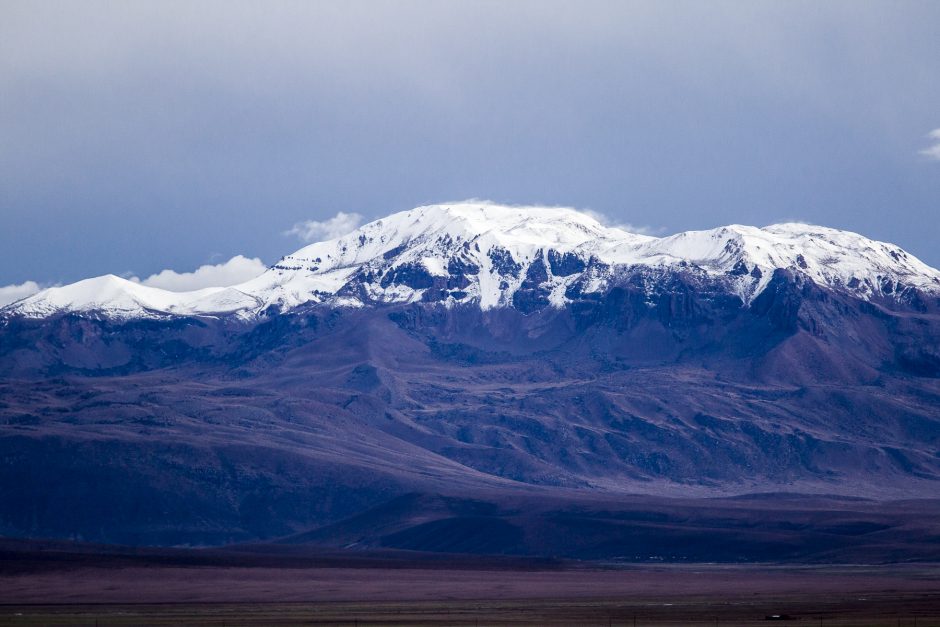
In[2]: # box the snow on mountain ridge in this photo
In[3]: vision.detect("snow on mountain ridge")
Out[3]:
[9,274,261,319]
[5,202,939,319]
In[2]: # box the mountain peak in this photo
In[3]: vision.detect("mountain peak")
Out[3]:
[284,202,640,263]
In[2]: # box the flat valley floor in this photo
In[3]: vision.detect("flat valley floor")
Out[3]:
[2,549,940,626]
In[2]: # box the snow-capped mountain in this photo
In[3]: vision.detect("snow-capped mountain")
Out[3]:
[4,203,940,547]
[5,202,940,319]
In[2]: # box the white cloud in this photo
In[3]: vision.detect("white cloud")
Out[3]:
[920,129,940,160]
[285,212,363,243]
[131,255,267,292]
[0,280,42,307]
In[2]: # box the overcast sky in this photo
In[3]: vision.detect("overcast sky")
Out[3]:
[2,0,939,291]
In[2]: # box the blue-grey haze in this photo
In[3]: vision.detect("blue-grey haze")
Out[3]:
[1,0,939,286]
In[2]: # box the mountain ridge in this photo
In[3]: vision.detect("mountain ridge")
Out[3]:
[5,202,939,320]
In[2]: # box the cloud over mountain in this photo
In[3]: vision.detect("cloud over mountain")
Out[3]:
[0,281,42,307]
[285,212,364,243]
[132,255,267,292]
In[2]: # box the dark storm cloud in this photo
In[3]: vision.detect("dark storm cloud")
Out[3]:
[2,0,940,285]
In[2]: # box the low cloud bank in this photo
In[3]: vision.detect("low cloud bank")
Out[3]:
[0,281,42,307]
[132,255,267,292]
